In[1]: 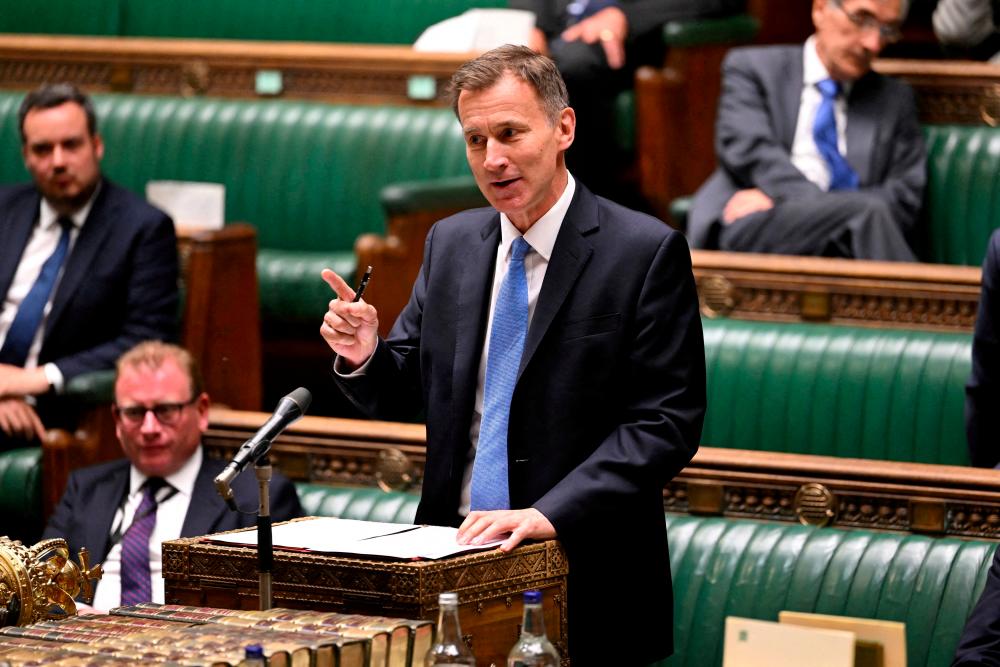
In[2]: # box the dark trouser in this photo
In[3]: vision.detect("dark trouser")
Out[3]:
[718,191,917,262]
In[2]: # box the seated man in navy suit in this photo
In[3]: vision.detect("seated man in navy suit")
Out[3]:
[0,83,178,444]
[688,0,925,261]
[43,341,303,611]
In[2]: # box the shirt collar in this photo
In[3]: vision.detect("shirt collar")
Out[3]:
[804,35,855,95]
[129,445,203,498]
[498,172,575,262]
[38,181,101,232]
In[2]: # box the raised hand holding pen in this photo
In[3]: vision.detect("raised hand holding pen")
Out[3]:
[320,268,379,369]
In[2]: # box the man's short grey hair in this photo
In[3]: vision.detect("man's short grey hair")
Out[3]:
[449,44,569,125]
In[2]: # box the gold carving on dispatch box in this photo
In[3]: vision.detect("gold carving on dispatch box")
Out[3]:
[0,537,102,626]
[794,483,837,527]
[698,274,735,318]
[375,447,416,491]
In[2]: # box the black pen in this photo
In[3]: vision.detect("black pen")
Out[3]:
[353,265,373,302]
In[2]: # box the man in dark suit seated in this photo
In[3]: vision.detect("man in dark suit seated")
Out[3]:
[966,229,1000,468]
[320,45,705,665]
[0,83,178,445]
[688,0,926,261]
[43,341,303,611]
[511,0,745,202]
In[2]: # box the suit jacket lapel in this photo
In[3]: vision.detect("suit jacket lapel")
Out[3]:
[47,182,116,333]
[89,464,129,561]
[519,185,595,379]
[0,191,40,299]
[181,456,231,537]
[451,216,500,426]
[778,48,805,149]
[846,74,878,186]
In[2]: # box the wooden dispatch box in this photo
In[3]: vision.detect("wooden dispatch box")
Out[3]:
[162,523,569,667]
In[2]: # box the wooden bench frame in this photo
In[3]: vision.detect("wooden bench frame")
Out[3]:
[202,408,1000,542]
[0,34,470,107]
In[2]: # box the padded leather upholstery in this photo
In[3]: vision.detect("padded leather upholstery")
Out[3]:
[659,515,995,667]
[0,92,470,323]
[0,447,43,543]
[296,482,419,524]
[0,0,503,43]
[921,125,1000,266]
[703,318,971,464]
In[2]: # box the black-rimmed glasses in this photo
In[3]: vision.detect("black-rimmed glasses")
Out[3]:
[830,0,903,43]
[114,397,197,426]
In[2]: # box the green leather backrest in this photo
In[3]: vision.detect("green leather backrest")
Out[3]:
[922,125,1000,267]
[0,447,43,544]
[121,0,506,43]
[0,0,504,42]
[0,92,470,254]
[295,482,419,524]
[0,0,122,35]
[661,515,996,667]
[703,318,972,464]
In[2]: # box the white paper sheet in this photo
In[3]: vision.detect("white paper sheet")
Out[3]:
[209,517,505,560]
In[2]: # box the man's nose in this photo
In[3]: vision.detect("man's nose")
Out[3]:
[483,140,508,171]
[861,28,884,54]
[140,409,161,433]
[51,145,67,168]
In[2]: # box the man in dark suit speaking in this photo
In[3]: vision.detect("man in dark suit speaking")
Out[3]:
[321,45,705,665]
[43,341,303,611]
[0,83,178,444]
[688,0,925,261]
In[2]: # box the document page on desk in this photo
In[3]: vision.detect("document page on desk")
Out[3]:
[209,517,504,559]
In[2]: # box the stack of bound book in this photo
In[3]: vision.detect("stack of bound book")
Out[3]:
[0,603,433,666]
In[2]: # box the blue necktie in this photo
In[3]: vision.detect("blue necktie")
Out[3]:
[813,79,859,191]
[471,237,531,511]
[0,216,73,367]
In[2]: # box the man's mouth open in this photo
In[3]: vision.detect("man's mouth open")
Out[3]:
[492,177,520,189]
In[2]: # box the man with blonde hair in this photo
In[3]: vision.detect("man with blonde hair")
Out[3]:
[43,340,302,610]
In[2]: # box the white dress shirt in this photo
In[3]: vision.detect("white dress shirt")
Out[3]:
[0,190,98,392]
[458,174,577,516]
[91,447,202,611]
[790,36,852,192]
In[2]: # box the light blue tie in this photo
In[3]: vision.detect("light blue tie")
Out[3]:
[813,78,859,191]
[0,216,73,367]
[471,237,531,511]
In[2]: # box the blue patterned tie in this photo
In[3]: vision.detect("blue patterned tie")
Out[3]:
[0,216,73,367]
[813,79,859,191]
[120,477,167,606]
[471,237,531,511]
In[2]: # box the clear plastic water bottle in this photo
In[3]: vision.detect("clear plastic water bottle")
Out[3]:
[507,590,560,666]
[240,643,266,667]
[426,591,476,666]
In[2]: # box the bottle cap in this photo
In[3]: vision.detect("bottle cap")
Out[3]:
[245,644,265,658]
[439,591,459,605]
[524,590,542,604]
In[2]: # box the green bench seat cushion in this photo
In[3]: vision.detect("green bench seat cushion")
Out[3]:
[661,515,995,667]
[0,447,43,544]
[702,318,971,464]
[257,249,355,326]
[295,482,419,523]
[922,124,1000,267]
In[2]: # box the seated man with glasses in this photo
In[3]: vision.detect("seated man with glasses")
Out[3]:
[688,0,925,261]
[42,340,303,611]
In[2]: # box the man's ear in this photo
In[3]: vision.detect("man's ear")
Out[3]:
[93,133,105,162]
[557,106,576,152]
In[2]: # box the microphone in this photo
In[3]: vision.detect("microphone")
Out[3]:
[214,387,312,510]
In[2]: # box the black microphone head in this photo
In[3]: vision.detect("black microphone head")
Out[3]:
[280,387,312,417]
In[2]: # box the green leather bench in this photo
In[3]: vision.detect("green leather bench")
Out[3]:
[673,124,1000,267]
[0,92,471,332]
[703,318,971,465]
[0,0,504,43]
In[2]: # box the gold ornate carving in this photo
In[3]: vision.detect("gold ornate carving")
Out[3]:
[375,447,416,492]
[182,60,210,96]
[0,538,101,626]
[698,274,735,317]
[795,483,837,527]
[836,496,909,530]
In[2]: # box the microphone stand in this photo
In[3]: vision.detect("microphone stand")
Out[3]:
[255,451,273,611]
